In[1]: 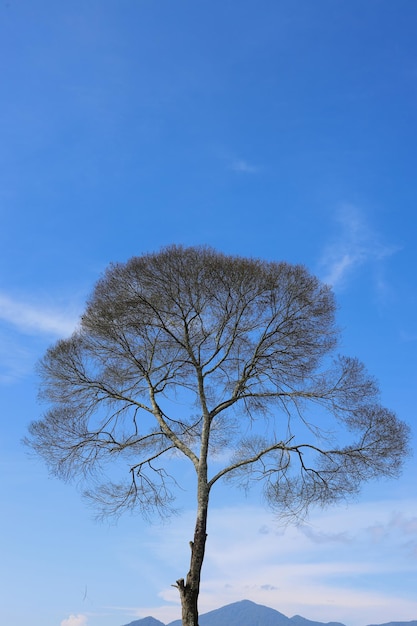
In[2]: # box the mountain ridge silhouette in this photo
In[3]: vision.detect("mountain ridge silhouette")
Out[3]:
[121,599,417,626]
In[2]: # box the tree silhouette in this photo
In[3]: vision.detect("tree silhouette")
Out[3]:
[26,245,410,626]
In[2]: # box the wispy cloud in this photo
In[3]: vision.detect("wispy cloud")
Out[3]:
[0,292,82,383]
[0,292,80,337]
[399,330,417,343]
[0,331,32,384]
[130,499,417,626]
[318,205,399,289]
[230,158,259,174]
[299,524,352,544]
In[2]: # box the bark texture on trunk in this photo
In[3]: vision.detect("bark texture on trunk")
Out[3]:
[176,505,208,626]
[177,367,211,626]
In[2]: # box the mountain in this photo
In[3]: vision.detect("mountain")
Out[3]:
[168,599,292,626]
[121,599,417,626]
[123,618,165,626]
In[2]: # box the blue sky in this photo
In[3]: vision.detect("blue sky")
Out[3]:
[0,2,416,626]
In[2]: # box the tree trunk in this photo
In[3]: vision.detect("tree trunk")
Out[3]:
[176,498,208,626]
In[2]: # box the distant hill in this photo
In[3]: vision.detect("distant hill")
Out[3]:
[291,614,346,626]
[168,599,293,626]
[123,617,165,626]
[121,599,417,626]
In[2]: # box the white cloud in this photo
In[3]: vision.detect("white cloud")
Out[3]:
[0,292,80,337]
[0,292,82,383]
[318,205,399,289]
[60,615,88,626]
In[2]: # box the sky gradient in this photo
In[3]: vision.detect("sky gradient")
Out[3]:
[0,2,416,626]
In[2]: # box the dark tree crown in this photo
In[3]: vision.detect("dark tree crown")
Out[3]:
[27,245,411,520]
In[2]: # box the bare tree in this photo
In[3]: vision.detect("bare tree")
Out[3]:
[26,245,410,626]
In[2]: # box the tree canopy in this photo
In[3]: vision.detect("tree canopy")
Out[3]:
[26,245,410,626]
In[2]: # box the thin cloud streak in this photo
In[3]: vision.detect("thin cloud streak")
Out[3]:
[230,158,259,174]
[318,205,399,289]
[0,332,32,384]
[0,292,80,337]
